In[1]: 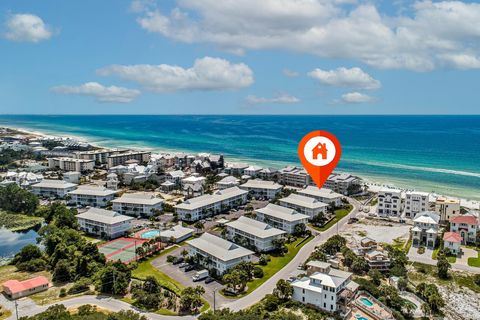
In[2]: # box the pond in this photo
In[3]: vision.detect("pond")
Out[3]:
[0,227,39,264]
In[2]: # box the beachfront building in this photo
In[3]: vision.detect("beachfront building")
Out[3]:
[76,207,133,239]
[239,179,283,200]
[216,175,240,189]
[324,173,362,195]
[111,192,163,217]
[278,193,328,220]
[258,167,280,181]
[74,149,127,164]
[175,187,248,222]
[364,250,391,271]
[404,191,430,219]
[68,185,117,207]
[377,189,403,217]
[243,165,263,178]
[443,232,462,255]
[2,276,49,299]
[279,166,310,187]
[435,197,461,223]
[449,215,479,245]
[255,203,309,234]
[226,216,286,252]
[158,223,194,243]
[31,179,77,198]
[224,163,249,176]
[107,151,151,169]
[298,186,343,207]
[47,157,95,172]
[186,233,254,275]
[411,211,440,248]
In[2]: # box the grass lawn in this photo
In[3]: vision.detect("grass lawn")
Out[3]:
[467,250,480,267]
[0,306,12,320]
[392,237,406,250]
[404,238,413,254]
[0,211,43,231]
[0,265,51,284]
[432,248,457,263]
[309,204,353,232]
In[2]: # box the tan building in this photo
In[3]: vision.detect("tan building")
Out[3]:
[435,197,461,223]
[107,151,151,169]
[48,157,95,172]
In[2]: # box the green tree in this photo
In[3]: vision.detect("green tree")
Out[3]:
[180,286,205,313]
[273,279,293,300]
[0,184,38,214]
[53,259,73,283]
[437,254,450,279]
[368,269,383,286]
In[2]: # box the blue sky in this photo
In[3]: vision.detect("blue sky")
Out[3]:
[0,0,479,114]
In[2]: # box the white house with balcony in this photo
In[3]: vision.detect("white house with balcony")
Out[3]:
[31,179,78,198]
[411,211,440,248]
[377,188,403,217]
[111,192,163,217]
[68,185,117,207]
[226,216,286,252]
[216,175,240,189]
[76,208,133,239]
[278,193,328,220]
[298,186,343,207]
[255,203,309,234]
[404,191,430,218]
[240,179,283,200]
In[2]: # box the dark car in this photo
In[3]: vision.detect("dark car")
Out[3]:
[172,256,184,265]
[184,265,195,272]
[204,277,215,284]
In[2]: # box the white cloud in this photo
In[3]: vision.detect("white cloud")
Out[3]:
[308,67,381,90]
[4,13,53,43]
[341,92,375,104]
[51,82,141,103]
[97,56,254,92]
[134,0,480,71]
[283,69,300,77]
[245,93,300,104]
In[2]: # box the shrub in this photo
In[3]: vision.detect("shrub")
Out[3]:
[253,266,264,278]
[68,277,91,295]
[59,288,67,297]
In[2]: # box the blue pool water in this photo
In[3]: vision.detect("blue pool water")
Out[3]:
[140,230,160,239]
[355,315,369,320]
[360,297,374,307]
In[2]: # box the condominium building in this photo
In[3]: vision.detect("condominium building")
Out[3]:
[76,208,133,239]
[74,149,127,164]
[279,166,310,187]
[111,192,163,217]
[68,185,117,207]
[107,151,151,169]
[224,162,249,176]
[298,186,343,207]
[239,179,283,200]
[324,173,361,195]
[449,215,479,245]
[187,233,254,275]
[377,189,403,217]
[278,193,328,219]
[411,211,440,248]
[47,157,95,172]
[243,165,263,178]
[255,203,309,234]
[31,179,78,198]
[226,216,286,252]
[435,197,461,223]
[175,187,248,222]
[404,191,430,218]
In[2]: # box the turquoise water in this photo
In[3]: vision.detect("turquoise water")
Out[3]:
[355,315,369,320]
[0,115,479,200]
[360,297,374,307]
[141,230,160,239]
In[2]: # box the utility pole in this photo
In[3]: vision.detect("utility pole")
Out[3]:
[14,299,18,320]
[213,288,217,314]
[112,272,116,297]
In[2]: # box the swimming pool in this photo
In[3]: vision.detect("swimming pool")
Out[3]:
[355,315,369,320]
[140,229,160,239]
[360,297,374,307]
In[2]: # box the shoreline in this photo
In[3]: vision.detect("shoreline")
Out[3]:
[4,125,480,207]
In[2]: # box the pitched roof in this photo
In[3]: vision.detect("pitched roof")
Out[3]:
[226,216,286,239]
[240,179,283,190]
[279,193,328,209]
[175,187,247,210]
[413,211,439,224]
[68,185,117,197]
[443,231,462,243]
[3,276,49,294]
[31,179,77,189]
[298,186,342,200]
[255,203,309,222]
[76,208,133,225]
[449,215,478,225]
[112,192,163,205]
[186,233,254,262]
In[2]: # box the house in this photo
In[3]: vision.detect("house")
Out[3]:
[443,232,462,255]
[111,192,163,217]
[106,173,119,190]
[243,165,263,178]
[175,187,248,222]
[404,191,430,218]
[278,193,328,220]
[166,170,185,186]
[239,179,283,199]
[158,223,194,243]
[3,276,49,299]
[449,215,479,245]
[411,211,440,248]
[182,176,205,198]
[298,186,343,207]
[31,179,78,198]
[324,173,362,195]
[186,233,254,275]
[255,203,309,234]
[279,166,310,187]
[312,142,328,160]
[68,185,117,207]
[1,171,43,187]
[76,207,133,239]
[358,237,377,254]
[435,197,461,223]
[305,260,332,276]
[226,216,286,252]
[364,250,391,271]
[47,157,95,172]
[377,188,403,217]
[216,175,240,189]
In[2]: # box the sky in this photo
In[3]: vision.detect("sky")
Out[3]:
[0,0,479,115]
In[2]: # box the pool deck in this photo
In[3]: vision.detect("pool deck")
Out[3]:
[353,292,394,320]
[132,228,159,239]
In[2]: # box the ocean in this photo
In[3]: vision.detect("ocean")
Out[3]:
[0,115,479,200]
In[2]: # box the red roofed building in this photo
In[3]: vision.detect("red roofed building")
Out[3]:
[2,276,49,299]
[449,214,479,245]
[443,232,462,255]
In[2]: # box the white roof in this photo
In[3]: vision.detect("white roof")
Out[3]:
[240,179,283,190]
[76,208,133,225]
[413,211,439,224]
[175,187,247,210]
[69,185,116,197]
[411,226,421,232]
[310,272,348,288]
[255,203,309,222]
[306,260,331,269]
[160,224,193,239]
[298,186,342,200]
[161,181,175,186]
[32,179,77,189]
[187,233,254,262]
[279,193,328,209]
[182,176,206,183]
[218,176,240,184]
[112,192,163,205]
[226,216,286,239]
[167,170,185,178]
[245,165,263,171]
[405,190,430,197]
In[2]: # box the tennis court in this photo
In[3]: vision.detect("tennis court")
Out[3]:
[98,237,147,263]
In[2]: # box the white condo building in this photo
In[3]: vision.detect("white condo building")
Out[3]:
[404,191,430,218]
[243,166,263,178]
[48,157,95,172]
[187,233,254,275]
[279,193,328,219]
[175,187,248,222]
[255,203,309,234]
[239,179,283,200]
[324,173,361,195]
[76,208,133,239]
[279,166,310,187]
[68,185,117,207]
[226,216,286,252]
[377,189,403,217]
[31,179,77,198]
[298,186,343,207]
[112,192,163,217]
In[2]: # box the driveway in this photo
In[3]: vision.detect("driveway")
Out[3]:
[456,247,477,266]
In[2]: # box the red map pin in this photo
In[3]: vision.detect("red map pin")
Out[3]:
[298,130,342,189]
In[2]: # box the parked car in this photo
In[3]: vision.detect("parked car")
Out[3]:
[172,257,184,265]
[179,262,189,268]
[184,264,195,272]
[204,277,215,284]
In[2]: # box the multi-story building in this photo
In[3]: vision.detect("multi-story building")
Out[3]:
[76,207,133,239]
[243,165,263,178]
[175,187,248,222]
[31,179,78,198]
[377,189,403,217]
[224,163,249,176]
[364,250,391,271]
[47,157,95,172]
[449,214,479,245]
[255,203,309,234]
[106,173,119,190]
[111,192,163,217]
[73,149,127,164]
[443,232,462,255]
[182,176,205,198]
[411,211,440,248]
[226,216,286,252]
[216,176,240,189]
[324,173,361,195]
[278,193,328,220]
[239,179,283,200]
[404,191,430,218]
[186,233,254,275]
[166,170,185,186]
[435,197,461,223]
[107,151,151,169]
[298,186,343,207]
[279,166,310,187]
[68,185,117,207]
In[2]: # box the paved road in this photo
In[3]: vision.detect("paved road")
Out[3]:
[408,252,480,274]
